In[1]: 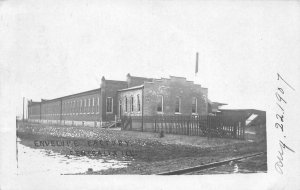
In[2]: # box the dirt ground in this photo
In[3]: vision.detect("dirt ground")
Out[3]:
[17,122,267,174]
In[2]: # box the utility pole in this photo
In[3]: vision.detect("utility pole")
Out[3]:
[22,97,25,123]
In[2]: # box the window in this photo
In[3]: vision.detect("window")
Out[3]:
[192,97,197,114]
[84,99,87,113]
[88,98,91,113]
[78,100,80,113]
[125,97,128,112]
[70,101,72,113]
[137,94,141,112]
[119,99,122,116]
[62,103,64,114]
[106,97,113,113]
[80,100,83,113]
[131,96,134,112]
[97,97,99,113]
[92,98,95,113]
[175,97,181,113]
[74,101,76,113]
[157,95,163,112]
[95,97,97,113]
[73,101,75,114]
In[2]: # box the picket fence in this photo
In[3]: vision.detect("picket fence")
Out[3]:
[121,115,246,140]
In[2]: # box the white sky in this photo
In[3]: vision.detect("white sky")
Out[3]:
[1,1,300,188]
[1,0,299,117]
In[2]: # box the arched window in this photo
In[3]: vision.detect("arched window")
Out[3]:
[131,96,134,112]
[137,94,141,112]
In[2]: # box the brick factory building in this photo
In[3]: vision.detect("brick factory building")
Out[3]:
[28,74,209,127]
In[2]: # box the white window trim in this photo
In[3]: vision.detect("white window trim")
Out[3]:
[106,97,113,113]
[157,95,164,113]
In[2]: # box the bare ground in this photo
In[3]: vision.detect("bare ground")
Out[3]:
[17,122,267,174]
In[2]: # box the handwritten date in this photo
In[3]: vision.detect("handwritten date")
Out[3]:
[274,73,295,175]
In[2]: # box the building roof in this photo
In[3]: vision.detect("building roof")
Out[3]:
[118,85,144,92]
[31,88,101,104]
[211,102,228,106]
[219,109,265,112]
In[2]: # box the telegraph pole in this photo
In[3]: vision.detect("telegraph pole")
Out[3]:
[22,97,25,123]
[194,52,199,85]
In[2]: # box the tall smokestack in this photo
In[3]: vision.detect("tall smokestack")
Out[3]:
[195,52,199,75]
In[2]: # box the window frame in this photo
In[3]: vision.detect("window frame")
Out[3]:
[125,96,128,113]
[192,97,198,114]
[130,96,134,112]
[97,97,100,113]
[137,94,141,112]
[106,97,113,113]
[92,98,95,113]
[175,96,181,114]
[157,95,164,113]
[88,98,91,114]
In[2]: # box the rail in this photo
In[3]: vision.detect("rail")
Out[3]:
[157,152,266,175]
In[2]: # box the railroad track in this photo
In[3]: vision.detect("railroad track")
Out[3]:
[157,152,266,175]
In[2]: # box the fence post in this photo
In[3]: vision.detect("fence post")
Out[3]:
[238,122,241,139]
[242,120,245,140]
[141,115,144,132]
[154,119,157,132]
[130,117,132,130]
[207,115,210,140]
[187,120,190,136]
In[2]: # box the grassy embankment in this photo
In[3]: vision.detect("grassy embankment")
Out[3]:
[17,122,267,174]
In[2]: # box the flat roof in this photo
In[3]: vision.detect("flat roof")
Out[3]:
[219,109,265,112]
[212,102,228,106]
[118,85,144,92]
[32,88,101,104]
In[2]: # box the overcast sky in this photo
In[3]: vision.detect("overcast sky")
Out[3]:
[1,0,299,117]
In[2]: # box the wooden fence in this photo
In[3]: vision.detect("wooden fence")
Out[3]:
[121,115,246,140]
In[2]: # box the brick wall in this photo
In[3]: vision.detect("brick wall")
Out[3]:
[41,99,61,121]
[28,89,101,125]
[100,78,127,121]
[118,87,143,117]
[143,76,208,116]
[127,73,153,88]
[61,89,100,122]
[28,101,41,120]
[27,74,210,125]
